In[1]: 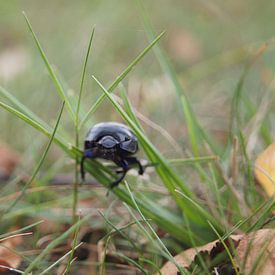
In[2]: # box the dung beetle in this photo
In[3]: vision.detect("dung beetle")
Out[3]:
[81,122,144,189]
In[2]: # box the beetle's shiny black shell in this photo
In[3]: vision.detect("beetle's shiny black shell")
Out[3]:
[85,122,138,154]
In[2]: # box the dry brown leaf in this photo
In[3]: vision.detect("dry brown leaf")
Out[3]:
[160,235,242,275]
[235,229,275,275]
[255,143,275,198]
[0,233,23,271]
[161,229,275,274]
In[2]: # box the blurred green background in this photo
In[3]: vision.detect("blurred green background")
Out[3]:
[0,0,274,168]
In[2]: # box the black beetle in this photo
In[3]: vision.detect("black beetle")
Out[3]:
[81,122,144,189]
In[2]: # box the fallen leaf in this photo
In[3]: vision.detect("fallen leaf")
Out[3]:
[160,235,242,275]
[0,233,23,271]
[235,229,275,274]
[255,143,275,198]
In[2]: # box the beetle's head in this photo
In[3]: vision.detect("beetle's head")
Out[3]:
[119,137,138,154]
[92,135,119,159]
[98,135,119,149]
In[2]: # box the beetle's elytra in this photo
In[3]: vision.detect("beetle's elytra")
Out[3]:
[81,122,144,189]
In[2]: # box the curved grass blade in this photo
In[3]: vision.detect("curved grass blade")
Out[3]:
[0,86,49,130]
[119,83,143,130]
[115,252,149,274]
[208,221,240,275]
[23,12,76,121]
[4,101,65,213]
[41,242,83,275]
[79,31,165,129]
[0,220,43,240]
[0,100,68,152]
[229,43,269,138]
[76,27,95,126]
[73,27,95,224]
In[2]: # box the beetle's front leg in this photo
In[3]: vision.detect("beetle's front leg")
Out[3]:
[125,157,144,175]
[109,159,129,189]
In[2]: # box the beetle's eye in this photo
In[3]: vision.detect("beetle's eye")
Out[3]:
[124,136,130,141]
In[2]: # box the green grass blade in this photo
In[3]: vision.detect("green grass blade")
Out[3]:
[40,242,83,275]
[4,101,65,213]
[175,189,220,229]
[73,27,95,224]
[0,220,44,240]
[0,86,73,145]
[208,221,240,275]
[181,95,200,156]
[79,31,165,129]
[99,211,141,251]
[0,100,69,152]
[119,83,143,130]
[246,200,274,232]
[115,252,149,274]
[229,43,268,138]
[64,216,81,274]
[0,86,49,129]
[23,12,76,121]
[76,27,95,126]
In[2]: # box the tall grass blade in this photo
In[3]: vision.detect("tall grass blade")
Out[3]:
[119,83,143,130]
[76,27,95,126]
[79,31,165,128]
[0,99,69,152]
[4,101,65,213]
[22,12,76,121]
[0,86,49,129]
[40,242,83,275]
[229,43,269,138]
[115,252,149,274]
[73,27,95,223]
[181,96,200,156]
[208,221,240,275]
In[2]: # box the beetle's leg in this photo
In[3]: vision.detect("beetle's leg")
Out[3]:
[109,159,129,189]
[125,157,144,175]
